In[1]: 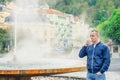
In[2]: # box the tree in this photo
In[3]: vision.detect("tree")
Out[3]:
[92,10,107,27]
[0,0,5,4]
[0,0,13,4]
[0,28,10,53]
[88,0,97,6]
[54,0,89,16]
[107,9,120,44]
[64,0,74,5]
[90,0,116,27]
[97,21,110,42]
[114,0,120,8]
[97,9,120,44]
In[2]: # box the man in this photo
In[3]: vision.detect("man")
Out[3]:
[79,30,110,80]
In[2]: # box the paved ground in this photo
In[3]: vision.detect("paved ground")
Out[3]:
[52,58,120,80]
[109,58,120,72]
[51,71,120,80]
[30,58,120,80]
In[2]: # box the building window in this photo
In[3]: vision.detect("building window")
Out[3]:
[0,6,3,12]
[113,45,118,53]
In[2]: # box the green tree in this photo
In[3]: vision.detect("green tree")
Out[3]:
[107,9,120,44]
[0,28,10,53]
[64,0,74,5]
[88,0,97,6]
[90,0,115,27]
[97,21,110,42]
[92,10,107,27]
[97,9,120,44]
[50,0,119,27]
[54,0,88,16]
[0,0,5,4]
[0,0,12,4]
[114,0,120,8]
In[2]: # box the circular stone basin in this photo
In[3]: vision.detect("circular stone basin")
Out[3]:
[0,58,86,75]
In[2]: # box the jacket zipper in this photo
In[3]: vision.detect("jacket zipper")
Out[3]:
[91,47,95,73]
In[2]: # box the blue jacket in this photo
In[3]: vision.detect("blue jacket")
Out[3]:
[79,42,110,73]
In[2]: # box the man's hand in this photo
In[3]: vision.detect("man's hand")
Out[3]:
[85,40,91,46]
[96,72,102,75]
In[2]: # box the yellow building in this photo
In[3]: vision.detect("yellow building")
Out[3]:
[0,4,11,30]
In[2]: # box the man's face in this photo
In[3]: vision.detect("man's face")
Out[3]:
[90,32,98,43]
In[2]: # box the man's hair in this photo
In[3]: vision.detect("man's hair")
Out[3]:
[91,29,99,36]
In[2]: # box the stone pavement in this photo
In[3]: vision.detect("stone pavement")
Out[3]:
[31,58,120,80]
[52,58,120,80]
[52,71,120,80]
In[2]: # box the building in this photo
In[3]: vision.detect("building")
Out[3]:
[38,8,76,51]
[107,40,120,58]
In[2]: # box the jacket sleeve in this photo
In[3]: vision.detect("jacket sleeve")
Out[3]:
[79,46,87,58]
[100,46,111,73]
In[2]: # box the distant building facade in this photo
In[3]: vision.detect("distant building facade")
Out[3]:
[38,8,82,51]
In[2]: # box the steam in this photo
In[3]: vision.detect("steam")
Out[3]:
[0,0,88,66]
[12,0,53,64]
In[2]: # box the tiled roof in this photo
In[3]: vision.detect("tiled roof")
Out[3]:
[37,9,66,16]
[73,16,79,21]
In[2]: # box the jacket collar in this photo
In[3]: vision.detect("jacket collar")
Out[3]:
[92,41,101,47]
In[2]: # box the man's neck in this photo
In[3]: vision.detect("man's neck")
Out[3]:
[93,40,99,45]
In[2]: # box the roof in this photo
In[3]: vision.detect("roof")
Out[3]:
[37,8,66,16]
[73,16,79,21]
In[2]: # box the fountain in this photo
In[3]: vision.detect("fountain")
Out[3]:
[0,0,86,80]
